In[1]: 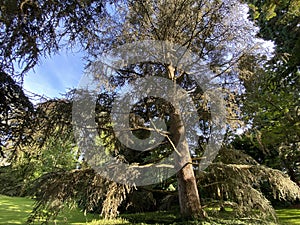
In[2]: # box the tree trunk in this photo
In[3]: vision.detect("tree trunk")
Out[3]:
[177,162,206,218]
[167,64,206,219]
[169,108,206,219]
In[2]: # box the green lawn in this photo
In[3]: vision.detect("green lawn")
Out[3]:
[0,195,33,225]
[0,195,299,225]
[0,195,111,225]
[276,208,300,225]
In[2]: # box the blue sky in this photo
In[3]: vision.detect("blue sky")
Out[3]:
[24,51,85,99]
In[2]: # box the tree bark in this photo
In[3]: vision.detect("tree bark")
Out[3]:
[169,106,206,219]
[167,64,205,219]
[177,162,205,218]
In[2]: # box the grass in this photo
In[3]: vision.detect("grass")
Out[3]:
[0,195,299,225]
[0,195,100,225]
[275,208,300,225]
[121,211,277,225]
[0,195,33,225]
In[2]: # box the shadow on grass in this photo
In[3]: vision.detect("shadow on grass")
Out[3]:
[121,211,183,225]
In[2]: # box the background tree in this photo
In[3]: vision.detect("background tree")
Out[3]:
[240,0,300,185]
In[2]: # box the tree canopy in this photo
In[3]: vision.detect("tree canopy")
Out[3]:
[241,0,300,185]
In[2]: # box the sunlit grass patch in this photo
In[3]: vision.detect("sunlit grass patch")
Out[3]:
[0,194,33,225]
[276,208,300,225]
[83,218,130,225]
[0,195,98,224]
